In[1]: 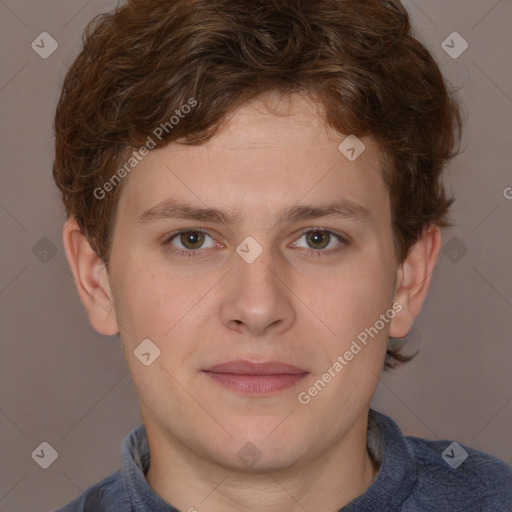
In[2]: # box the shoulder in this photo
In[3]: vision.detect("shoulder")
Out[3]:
[405,436,512,510]
[54,469,130,512]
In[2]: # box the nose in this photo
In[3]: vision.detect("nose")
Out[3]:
[219,247,296,337]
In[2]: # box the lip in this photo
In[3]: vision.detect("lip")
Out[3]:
[202,360,308,395]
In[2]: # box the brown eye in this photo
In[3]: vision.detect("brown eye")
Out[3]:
[305,230,331,249]
[292,229,346,253]
[164,229,218,257]
[179,231,205,249]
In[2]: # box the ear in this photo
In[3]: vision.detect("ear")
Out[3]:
[62,217,118,336]
[389,225,442,338]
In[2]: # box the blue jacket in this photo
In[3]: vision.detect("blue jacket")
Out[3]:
[56,409,512,511]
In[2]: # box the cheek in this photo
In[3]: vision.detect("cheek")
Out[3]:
[315,255,395,338]
[110,265,176,343]
[111,264,217,369]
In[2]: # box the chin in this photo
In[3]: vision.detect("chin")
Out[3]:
[212,429,307,472]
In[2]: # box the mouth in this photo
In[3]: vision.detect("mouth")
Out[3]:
[202,360,309,395]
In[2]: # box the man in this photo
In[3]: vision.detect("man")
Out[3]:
[53,0,512,510]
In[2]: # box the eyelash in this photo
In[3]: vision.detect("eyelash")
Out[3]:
[163,228,349,259]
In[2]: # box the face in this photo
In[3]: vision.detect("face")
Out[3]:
[106,93,400,470]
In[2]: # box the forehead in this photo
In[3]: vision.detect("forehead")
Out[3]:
[115,93,389,225]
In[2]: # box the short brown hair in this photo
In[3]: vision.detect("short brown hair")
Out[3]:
[53,0,461,368]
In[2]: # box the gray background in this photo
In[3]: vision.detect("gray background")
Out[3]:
[0,0,511,510]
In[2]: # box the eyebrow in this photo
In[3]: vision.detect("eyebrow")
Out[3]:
[136,198,371,226]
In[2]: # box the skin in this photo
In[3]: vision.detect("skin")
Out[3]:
[63,93,441,512]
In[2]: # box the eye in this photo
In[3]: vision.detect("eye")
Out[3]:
[166,230,217,252]
[163,228,347,258]
[292,229,346,252]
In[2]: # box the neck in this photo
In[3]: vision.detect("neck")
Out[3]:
[145,411,378,512]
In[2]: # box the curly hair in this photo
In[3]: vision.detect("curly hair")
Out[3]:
[53,0,462,369]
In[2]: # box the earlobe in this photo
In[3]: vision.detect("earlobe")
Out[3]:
[389,226,442,338]
[62,217,119,336]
